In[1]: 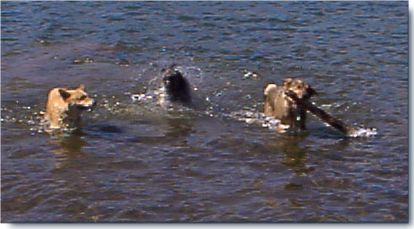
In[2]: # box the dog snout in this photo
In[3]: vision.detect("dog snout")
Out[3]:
[82,99,96,111]
[77,98,96,110]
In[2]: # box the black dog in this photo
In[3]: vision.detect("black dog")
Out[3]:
[161,65,192,105]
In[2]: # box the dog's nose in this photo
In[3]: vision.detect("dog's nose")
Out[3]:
[92,100,97,107]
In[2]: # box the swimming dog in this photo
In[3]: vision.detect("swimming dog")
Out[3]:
[130,65,193,108]
[44,84,96,130]
[264,78,317,132]
[160,65,192,105]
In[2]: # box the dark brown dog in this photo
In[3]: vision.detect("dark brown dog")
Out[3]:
[264,78,317,132]
[161,65,192,105]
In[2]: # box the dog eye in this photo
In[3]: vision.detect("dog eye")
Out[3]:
[79,95,87,100]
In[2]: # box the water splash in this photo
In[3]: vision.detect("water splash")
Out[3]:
[228,109,378,137]
[347,127,378,138]
[227,110,289,132]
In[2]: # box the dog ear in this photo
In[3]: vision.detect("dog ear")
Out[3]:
[283,78,293,88]
[264,84,277,96]
[169,63,177,70]
[162,64,177,73]
[263,84,271,103]
[306,86,318,97]
[78,84,85,90]
[59,89,71,100]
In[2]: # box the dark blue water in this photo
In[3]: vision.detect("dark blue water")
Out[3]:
[1,1,408,222]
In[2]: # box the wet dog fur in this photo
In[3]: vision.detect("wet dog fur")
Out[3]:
[44,84,96,130]
[161,65,192,105]
[264,78,317,132]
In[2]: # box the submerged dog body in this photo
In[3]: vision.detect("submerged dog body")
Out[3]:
[264,78,317,132]
[44,84,96,130]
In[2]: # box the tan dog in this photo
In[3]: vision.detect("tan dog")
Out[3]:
[264,78,317,132]
[44,84,96,130]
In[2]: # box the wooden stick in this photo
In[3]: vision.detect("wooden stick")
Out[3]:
[285,90,356,136]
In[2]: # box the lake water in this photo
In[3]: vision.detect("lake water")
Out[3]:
[1,1,408,223]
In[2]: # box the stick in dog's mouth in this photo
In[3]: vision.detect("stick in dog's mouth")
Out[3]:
[73,101,97,112]
[284,90,357,136]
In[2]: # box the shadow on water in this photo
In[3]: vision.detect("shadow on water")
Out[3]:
[275,135,313,176]
[126,115,195,146]
[85,123,125,140]
[165,116,194,139]
[48,130,88,170]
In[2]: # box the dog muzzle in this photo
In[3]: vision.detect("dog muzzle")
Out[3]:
[75,100,97,111]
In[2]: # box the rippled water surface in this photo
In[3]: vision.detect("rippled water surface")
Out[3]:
[1,1,408,223]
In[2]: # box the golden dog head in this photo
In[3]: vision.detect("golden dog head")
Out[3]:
[58,84,96,110]
[283,78,317,100]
